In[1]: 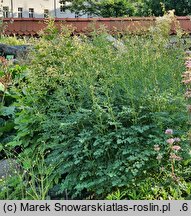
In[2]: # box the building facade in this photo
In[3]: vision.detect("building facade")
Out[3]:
[0,0,88,18]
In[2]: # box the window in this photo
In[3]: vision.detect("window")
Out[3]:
[3,6,9,18]
[29,8,34,18]
[44,9,49,18]
[60,2,65,12]
[18,7,22,18]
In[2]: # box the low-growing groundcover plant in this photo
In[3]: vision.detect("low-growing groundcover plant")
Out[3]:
[1,15,191,199]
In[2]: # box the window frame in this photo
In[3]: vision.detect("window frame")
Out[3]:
[18,7,23,18]
[29,8,34,18]
[60,2,65,13]
[44,9,49,18]
[3,6,9,18]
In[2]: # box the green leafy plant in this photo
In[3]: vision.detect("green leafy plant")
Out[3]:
[0,147,61,200]
[6,16,190,200]
[106,177,191,200]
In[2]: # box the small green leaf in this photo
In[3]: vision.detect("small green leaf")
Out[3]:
[0,143,3,151]
[0,106,15,116]
[0,82,5,92]
[0,70,4,77]
[7,140,22,147]
[23,160,32,170]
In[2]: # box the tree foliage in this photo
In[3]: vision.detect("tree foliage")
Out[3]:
[144,0,191,16]
[60,0,143,17]
[60,0,191,17]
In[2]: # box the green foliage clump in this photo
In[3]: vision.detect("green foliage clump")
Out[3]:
[59,0,191,17]
[0,56,26,157]
[106,177,191,200]
[143,0,191,16]
[5,18,191,199]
